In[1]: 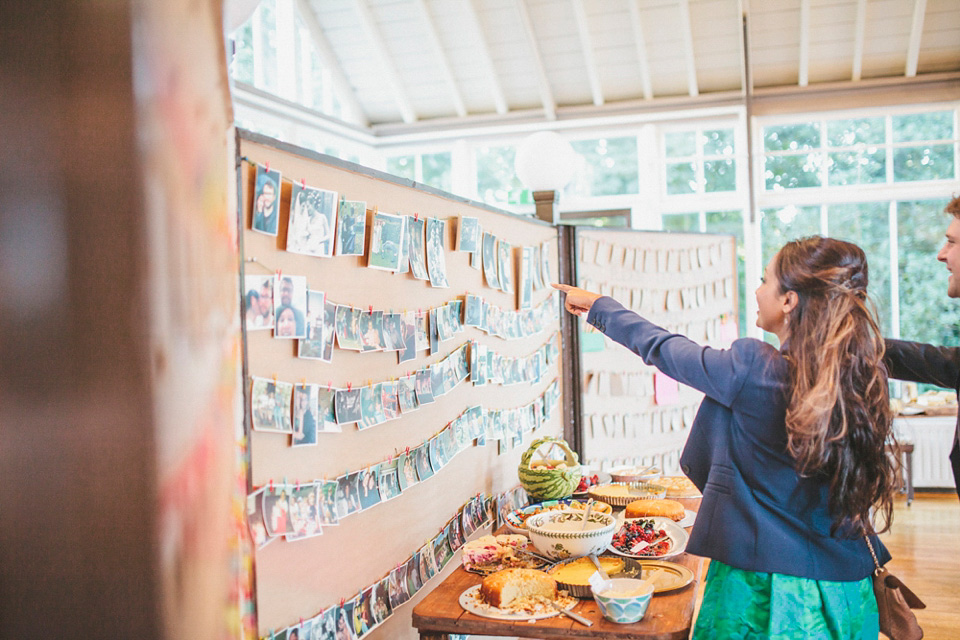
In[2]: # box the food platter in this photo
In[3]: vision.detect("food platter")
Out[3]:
[504,499,613,535]
[608,517,689,560]
[676,509,697,528]
[633,560,696,593]
[458,585,577,620]
[656,475,702,499]
[587,482,666,506]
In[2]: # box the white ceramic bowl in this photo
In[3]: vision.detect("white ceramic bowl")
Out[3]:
[608,466,661,484]
[591,578,655,624]
[525,510,617,561]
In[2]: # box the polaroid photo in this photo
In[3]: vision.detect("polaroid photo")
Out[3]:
[373,577,392,625]
[428,308,440,354]
[298,290,327,359]
[397,215,410,274]
[482,232,499,290]
[519,246,534,310]
[452,415,469,454]
[435,305,451,343]
[388,565,407,610]
[530,244,543,291]
[292,384,319,447]
[440,427,458,465]
[540,240,552,286]
[358,310,384,352]
[381,312,403,351]
[425,217,449,288]
[334,387,363,424]
[272,628,289,640]
[413,442,434,482]
[405,554,423,596]
[460,500,476,539]
[251,163,282,236]
[407,216,429,280]
[274,275,308,339]
[286,483,322,541]
[317,480,339,527]
[454,344,469,382]
[287,184,337,257]
[315,387,340,433]
[470,244,482,271]
[397,313,417,364]
[244,274,275,331]
[397,451,420,492]
[357,385,382,430]
[251,377,294,433]
[298,617,314,640]
[456,215,481,253]
[430,361,448,398]
[450,299,463,333]
[433,528,454,569]
[415,368,435,405]
[246,488,270,549]
[335,200,367,257]
[464,294,482,327]
[497,240,514,294]
[378,458,402,502]
[428,434,446,473]
[335,472,362,519]
[353,588,375,638]
[317,300,336,362]
[397,373,419,414]
[413,311,429,352]
[337,601,357,640]
[368,211,405,271]
[448,515,465,551]
[335,305,362,351]
[380,381,400,422]
[419,541,438,583]
[316,607,338,640]
[262,487,293,537]
[356,465,382,512]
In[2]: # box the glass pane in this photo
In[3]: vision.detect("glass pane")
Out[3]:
[422,152,452,192]
[764,154,822,190]
[763,122,820,152]
[705,210,746,336]
[827,149,886,186]
[475,146,523,206]
[826,117,885,147]
[702,129,735,156]
[893,111,954,143]
[898,199,960,348]
[230,25,255,84]
[826,202,892,334]
[662,212,699,232]
[257,0,279,94]
[893,144,955,182]
[704,158,736,192]
[666,162,696,194]
[569,137,639,196]
[759,205,821,267]
[386,156,415,181]
[664,131,696,158]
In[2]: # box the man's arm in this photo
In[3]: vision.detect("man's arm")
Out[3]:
[884,338,960,390]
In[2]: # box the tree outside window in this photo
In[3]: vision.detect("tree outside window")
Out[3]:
[664,128,736,195]
[476,145,528,206]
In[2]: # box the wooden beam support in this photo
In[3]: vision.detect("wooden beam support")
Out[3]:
[905,0,927,77]
[571,0,604,106]
[677,0,699,97]
[513,0,558,120]
[463,0,509,115]
[413,0,467,118]
[350,0,417,123]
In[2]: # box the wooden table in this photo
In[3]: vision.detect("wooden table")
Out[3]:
[412,498,705,640]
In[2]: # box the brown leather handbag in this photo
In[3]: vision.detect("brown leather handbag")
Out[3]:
[865,536,925,640]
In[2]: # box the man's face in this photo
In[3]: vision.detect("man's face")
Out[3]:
[281,279,294,305]
[259,285,272,315]
[938,217,960,298]
[261,183,275,212]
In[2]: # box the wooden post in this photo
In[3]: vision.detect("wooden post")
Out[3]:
[533,189,560,225]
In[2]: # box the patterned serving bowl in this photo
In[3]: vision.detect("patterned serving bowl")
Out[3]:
[591,577,655,624]
[525,510,617,561]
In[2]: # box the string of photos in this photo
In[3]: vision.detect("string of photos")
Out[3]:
[246,161,554,306]
[247,378,561,550]
[254,492,493,640]
[578,235,729,276]
[250,331,560,443]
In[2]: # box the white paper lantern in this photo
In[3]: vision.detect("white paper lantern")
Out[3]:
[515,132,577,192]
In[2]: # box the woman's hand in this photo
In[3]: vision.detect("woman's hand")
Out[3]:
[552,283,603,317]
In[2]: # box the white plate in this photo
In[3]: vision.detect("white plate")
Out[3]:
[608,517,689,560]
[677,509,697,528]
[458,584,572,621]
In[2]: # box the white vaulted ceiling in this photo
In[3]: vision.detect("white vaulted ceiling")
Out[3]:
[291,0,960,133]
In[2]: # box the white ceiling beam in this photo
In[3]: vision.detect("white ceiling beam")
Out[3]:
[513,0,557,120]
[349,0,417,123]
[413,0,467,118]
[799,0,810,86]
[905,0,927,77]
[627,0,654,100]
[294,0,369,127]
[677,0,699,97]
[570,0,604,106]
[463,0,508,115]
[851,0,867,81]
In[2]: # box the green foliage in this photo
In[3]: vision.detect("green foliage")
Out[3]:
[827,150,886,186]
[475,145,523,206]
[894,145,955,182]
[666,162,695,194]
[704,158,736,192]
[764,154,822,190]
[763,122,820,152]
[826,117,884,146]
[569,137,639,196]
[898,256,960,347]
[893,111,954,142]
[386,156,415,181]
[421,152,452,192]
[665,131,695,157]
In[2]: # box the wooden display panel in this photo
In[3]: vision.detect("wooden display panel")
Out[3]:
[238,132,563,639]
[575,228,738,473]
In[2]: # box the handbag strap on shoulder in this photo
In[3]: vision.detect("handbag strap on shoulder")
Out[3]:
[864,535,882,574]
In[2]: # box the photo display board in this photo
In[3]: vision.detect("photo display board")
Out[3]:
[575,227,738,474]
[237,131,563,640]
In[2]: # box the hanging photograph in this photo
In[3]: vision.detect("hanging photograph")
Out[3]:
[317,480,339,526]
[251,377,294,433]
[244,274,275,331]
[337,600,358,640]
[335,200,367,256]
[397,374,419,413]
[368,211,405,271]
[407,216,429,280]
[456,215,481,253]
[356,465,382,511]
[412,442,434,481]
[353,588,375,638]
[405,553,423,595]
[292,383,318,447]
[519,246,534,310]
[274,275,308,339]
[372,577,392,625]
[317,387,340,433]
[316,607,339,639]
[335,472,362,519]
[530,244,543,291]
[377,458,402,502]
[428,308,440,354]
[430,360,448,398]
[397,450,419,491]
[287,483,322,540]
[425,217,449,288]
[388,565,408,610]
[413,311,429,352]
[464,294,483,327]
[359,309,384,352]
[298,290,327,359]
[482,232,499,290]
[380,381,400,421]
[381,312,404,351]
[320,299,337,362]
[357,384,382,430]
[497,240,514,294]
[335,305,363,351]
[262,487,293,537]
[397,215,410,274]
[287,183,337,257]
[419,541,438,582]
[251,163,281,236]
[428,434,445,472]
[397,313,417,364]
[415,367,435,404]
[433,528,454,569]
[246,488,270,549]
[449,299,463,333]
[334,387,363,424]
[435,304,452,342]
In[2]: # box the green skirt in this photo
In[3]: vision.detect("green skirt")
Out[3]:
[692,560,878,639]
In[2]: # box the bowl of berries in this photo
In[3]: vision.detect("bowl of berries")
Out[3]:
[608,517,688,560]
[572,473,601,497]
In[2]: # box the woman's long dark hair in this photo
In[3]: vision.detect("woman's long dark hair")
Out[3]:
[774,236,898,536]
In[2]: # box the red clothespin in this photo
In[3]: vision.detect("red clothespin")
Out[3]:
[368,305,373,314]
[414,212,419,221]
[340,598,345,607]
[347,382,352,391]
[327,381,333,391]
[301,178,306,189]
[406,446,410,454]
[265,161,270,173]
[269,479,274,494]
[296,479,300,491]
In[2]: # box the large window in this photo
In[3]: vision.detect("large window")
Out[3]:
[386,152,453,192]
[567,137,639,197]
[663,128,737,195]
[475,145,530,207]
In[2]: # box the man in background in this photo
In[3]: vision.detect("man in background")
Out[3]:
[885,195,960,500]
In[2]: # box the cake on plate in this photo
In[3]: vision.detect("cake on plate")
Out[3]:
[479,568,557,608]
[625,498,686,522]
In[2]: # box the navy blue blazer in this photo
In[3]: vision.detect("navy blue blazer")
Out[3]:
[588,297,890,581]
